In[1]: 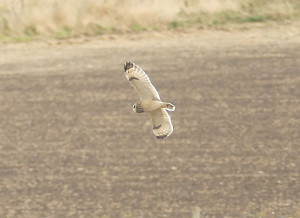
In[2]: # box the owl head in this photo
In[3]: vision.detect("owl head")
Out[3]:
[132,102,144,113]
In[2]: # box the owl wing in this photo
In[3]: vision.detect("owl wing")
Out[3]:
[148,108,173,139]
[124,62,161,100]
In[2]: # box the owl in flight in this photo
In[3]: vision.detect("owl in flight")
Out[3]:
[124,62,175,139]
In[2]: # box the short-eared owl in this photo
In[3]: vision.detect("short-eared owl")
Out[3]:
[124,62,175,139]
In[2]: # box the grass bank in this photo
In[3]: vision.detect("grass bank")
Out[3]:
[0,0,299,41]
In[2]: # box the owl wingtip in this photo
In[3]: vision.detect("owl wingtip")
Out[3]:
[124,62,134,71]
[156,134,169,139]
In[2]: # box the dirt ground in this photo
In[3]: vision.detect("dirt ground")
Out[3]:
[0,25,300,217]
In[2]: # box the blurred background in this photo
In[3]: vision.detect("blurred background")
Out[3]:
[0,0,299,41]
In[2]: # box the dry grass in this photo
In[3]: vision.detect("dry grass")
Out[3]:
[0,0,299,40]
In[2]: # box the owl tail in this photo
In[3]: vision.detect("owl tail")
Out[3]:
[163,102,175,111]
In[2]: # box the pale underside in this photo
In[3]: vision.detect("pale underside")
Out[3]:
[148,109,174,139]
[125,62,160,101]
[124,62,174,139]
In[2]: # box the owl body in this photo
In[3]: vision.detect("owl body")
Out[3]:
[134,100,175,113]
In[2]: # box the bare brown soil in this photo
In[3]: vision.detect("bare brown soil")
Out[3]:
[0,26,300,217]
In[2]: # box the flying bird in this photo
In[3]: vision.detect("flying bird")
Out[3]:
[124,62,175,139]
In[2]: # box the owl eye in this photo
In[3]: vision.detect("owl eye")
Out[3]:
[133,105,136,108]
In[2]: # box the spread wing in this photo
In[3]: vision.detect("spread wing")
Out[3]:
[124,62,161,100]
[148,109,173,139]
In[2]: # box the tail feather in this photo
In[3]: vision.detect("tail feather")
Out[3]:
[163,102,175,111]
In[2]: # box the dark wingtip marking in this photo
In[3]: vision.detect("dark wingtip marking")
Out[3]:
[124,62,134,71]
[129,77,139,81]
[156,134,168,139]
[153,124,162,130]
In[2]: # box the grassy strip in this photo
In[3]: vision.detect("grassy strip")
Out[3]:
[0,0,299,42]
[170,12,283,30]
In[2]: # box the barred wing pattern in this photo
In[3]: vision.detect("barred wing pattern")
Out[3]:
[124,62,160,100]
[148,109,173,139]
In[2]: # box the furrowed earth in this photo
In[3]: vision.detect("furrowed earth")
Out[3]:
[0,26,299,217]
